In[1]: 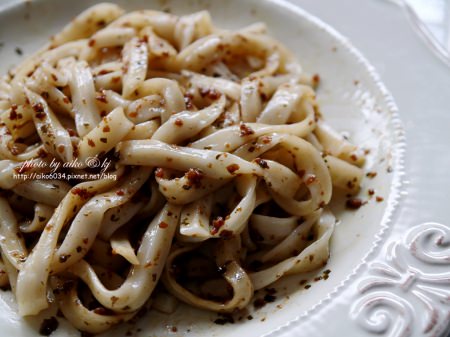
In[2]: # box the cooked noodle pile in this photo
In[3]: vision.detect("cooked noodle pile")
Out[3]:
[0,3,364,333]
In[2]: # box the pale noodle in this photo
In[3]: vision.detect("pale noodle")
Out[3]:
[0,3,365,334]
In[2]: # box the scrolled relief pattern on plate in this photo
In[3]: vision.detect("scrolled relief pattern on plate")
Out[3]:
[351,222,450,337]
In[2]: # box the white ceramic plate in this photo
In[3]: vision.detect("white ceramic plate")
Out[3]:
[0,1,448,337]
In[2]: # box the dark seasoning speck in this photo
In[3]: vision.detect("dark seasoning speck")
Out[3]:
[39,316,59,336]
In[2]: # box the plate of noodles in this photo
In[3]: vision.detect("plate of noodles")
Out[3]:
[0,0,412,336]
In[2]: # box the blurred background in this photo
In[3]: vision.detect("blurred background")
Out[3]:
[390,0,450,67]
